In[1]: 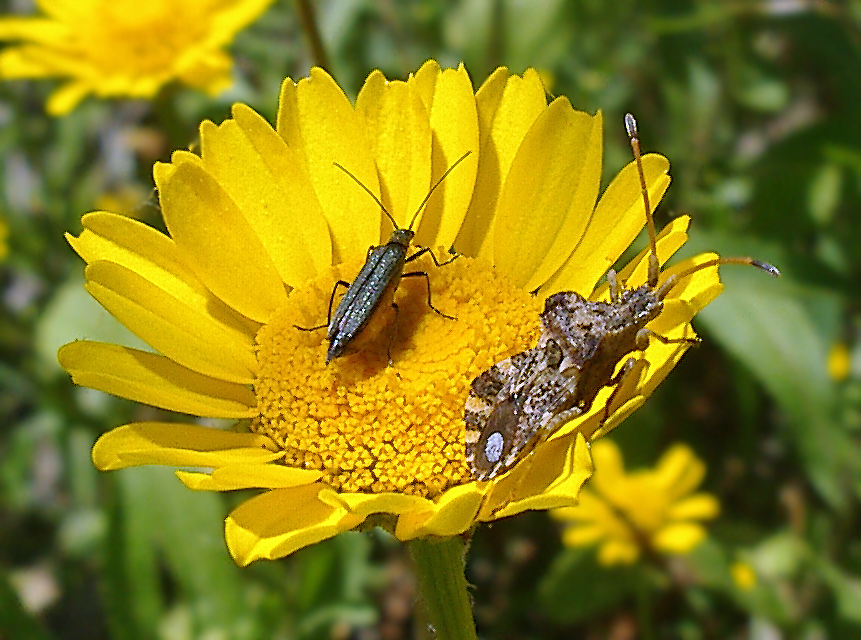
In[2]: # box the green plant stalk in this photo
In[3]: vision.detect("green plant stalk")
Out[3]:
[408,536,477,640]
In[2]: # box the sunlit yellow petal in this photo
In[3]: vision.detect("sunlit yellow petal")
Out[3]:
[198,104,332,285]
[92,422,278,470]
[491,434,593,519]
[59,341,256,417]
[493,99,597,288]
[395,483,485,539]
[356,72,433,229]
[277,68,379,260]
[526,111,603,291]
[85,261,257,383]
[177,463,321,490]
[225,485,365,565]
[320,489,431,521]
[457,68,548,258]
[159,161,288,323]
[409,63,479,249]
[541,154,670,295]
[68,212,259,344]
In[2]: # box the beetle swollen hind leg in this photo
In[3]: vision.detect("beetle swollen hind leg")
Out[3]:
[294,279,350,331]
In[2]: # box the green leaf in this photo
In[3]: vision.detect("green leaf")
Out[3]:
[685,230,851,509]
[537,548,639,624]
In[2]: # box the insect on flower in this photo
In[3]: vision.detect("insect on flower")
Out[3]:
[297,151,472,364]
[465,114,780,480]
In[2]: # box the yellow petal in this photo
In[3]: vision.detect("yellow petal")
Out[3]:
[225,484,365,565]
[67,212,258,345]
[0,17,69,42]
[196,104,332,285]
[176,463,322,490]
[356,72,432,230]
[91,422,279,470]
[493,99,598,288]
[491,433,593,519]
[395,482,486,539]
[159,161,288,323]
[58,341,256,417]
[85,261,257,383]
[561,523,605,546]
[589,439,627,490]
[598,539,640,565]
[319,488,431,518]
[277,68,379,261]
[668,493,720,521]
[652,522,707,554]
[655,444,706,497]
[541,153,671,295]
[525,110,603,291]
[409,63,479,249]
[457,68,548,258]
[47,80,90,115]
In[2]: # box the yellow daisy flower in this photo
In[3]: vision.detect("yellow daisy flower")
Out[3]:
[0,0,274,115]
[59,61,724,566]
[0,215,7,261]
[554,439,720,566]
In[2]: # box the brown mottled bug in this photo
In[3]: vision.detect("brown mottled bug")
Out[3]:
[297,152,471,364]
[465,114,779,480]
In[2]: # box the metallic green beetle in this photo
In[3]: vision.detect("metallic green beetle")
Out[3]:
[300,151,471,364]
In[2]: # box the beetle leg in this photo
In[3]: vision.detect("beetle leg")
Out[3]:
[294,280,350,331]
[402,271,456,320]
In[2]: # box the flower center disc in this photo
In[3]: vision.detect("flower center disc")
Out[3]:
[253,255,542,498]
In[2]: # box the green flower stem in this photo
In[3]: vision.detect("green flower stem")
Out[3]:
[408,536,477,640]
[294,0,331,72]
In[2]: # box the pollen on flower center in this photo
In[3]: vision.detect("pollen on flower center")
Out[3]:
[253,255,542,498]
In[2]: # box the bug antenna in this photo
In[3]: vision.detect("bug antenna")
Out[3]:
[658,256,780,299]
[334,162,399,230]
[625,113,660,288]
[406,151,472,231]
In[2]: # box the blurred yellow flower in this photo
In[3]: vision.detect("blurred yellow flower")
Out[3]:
[730,561,757,591]
[0,0,274,115]
[554,440,719,566]
[59,61,724,565]
[827,341,850,382]
[0,215,7,261]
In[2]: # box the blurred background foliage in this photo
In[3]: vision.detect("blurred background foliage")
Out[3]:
[1,0,860,638]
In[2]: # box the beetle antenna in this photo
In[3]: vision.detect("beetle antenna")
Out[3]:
[406,150,472,230]
[334,162,400,230]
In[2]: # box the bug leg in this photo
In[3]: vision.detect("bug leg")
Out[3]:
[597,357,639,431]
[385,302,400,367]
[405,246,459,267]
[637,329,701,345]
[294,280,350,331]
[401,271,456,320]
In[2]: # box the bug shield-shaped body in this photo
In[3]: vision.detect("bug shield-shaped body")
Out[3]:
[539,286,664,409]
[464,285,665,481]
[326,228,413,363]
[465,338,577,480]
